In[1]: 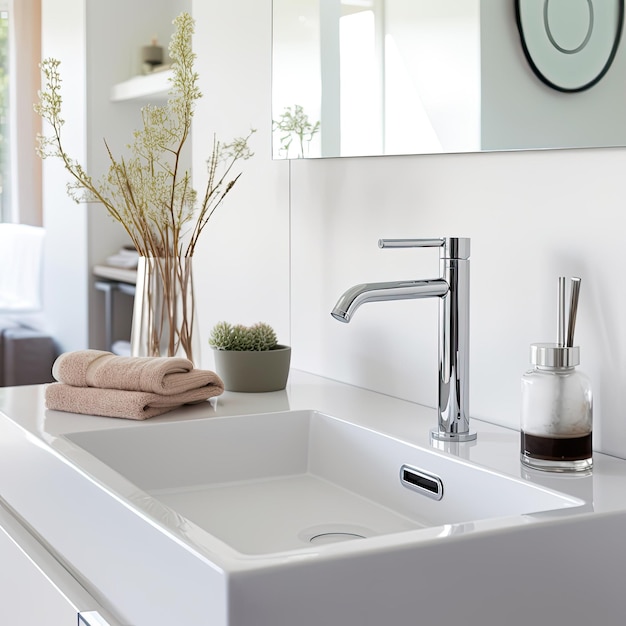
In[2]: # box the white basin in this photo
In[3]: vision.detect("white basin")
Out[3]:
[1,399,605,626]
[63,410,583,556]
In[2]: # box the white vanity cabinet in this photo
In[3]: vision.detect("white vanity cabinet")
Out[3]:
[0,501,119,626]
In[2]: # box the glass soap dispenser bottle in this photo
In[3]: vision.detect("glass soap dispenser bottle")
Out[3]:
[520,277,593,473]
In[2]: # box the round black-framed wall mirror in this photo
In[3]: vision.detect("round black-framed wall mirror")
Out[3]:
[516,0,624,92]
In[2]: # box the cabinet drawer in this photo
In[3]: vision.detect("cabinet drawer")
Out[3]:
[0,499,121,625]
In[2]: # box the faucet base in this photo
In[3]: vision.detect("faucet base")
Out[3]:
[430,428,477,443]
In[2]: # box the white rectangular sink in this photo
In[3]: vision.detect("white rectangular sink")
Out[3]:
[63,410,583,557]
[1,399,602,626]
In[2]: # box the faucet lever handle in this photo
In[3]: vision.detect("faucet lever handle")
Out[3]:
[378,238,444,249]
[378,237,470,259]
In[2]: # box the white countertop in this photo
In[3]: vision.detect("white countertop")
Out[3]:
[1,368,625,514]
[2,370,626,625]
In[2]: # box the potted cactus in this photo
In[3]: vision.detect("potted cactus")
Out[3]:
[209,322,291,392]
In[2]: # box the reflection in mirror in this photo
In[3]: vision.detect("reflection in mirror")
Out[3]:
[272,0,626,159]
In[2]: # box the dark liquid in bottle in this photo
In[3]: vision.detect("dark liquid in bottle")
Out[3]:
[521,431,592,461]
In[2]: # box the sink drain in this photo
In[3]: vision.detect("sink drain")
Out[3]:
[298,524,373,546]
[309,532,366,545]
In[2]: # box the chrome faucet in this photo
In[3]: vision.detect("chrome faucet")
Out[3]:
[331,237,476,442]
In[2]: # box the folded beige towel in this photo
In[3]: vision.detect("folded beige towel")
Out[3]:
[52,350,222,395]
[45,382,223,420]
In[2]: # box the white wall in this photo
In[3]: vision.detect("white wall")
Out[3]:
[193,0,626,460]
[290,148,626,461]
[190,1,290,369]
[41,0,89,351]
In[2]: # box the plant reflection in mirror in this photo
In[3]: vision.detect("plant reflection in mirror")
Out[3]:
[273,104,319,158]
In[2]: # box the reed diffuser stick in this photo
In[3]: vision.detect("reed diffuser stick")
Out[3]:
[557,276,566,346]
[566,277,582,347]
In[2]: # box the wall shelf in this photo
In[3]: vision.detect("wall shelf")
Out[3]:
[110,69,172,102]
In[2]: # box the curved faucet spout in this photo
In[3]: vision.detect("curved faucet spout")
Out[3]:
[330,236,475,442]
[331,279,448,323]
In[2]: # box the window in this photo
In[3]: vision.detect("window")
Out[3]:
[0,0,42,226]
[0,3,8,223]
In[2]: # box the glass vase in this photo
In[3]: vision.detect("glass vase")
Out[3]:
[130,255,200,365]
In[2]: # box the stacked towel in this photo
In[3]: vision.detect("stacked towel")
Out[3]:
[52,350,217,395]
[45,384,219,420]
[45,350,224,420]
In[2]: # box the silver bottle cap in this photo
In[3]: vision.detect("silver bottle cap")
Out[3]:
[531,343,580,368]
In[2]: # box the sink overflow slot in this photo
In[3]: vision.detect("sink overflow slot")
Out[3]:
[400,465,444,501]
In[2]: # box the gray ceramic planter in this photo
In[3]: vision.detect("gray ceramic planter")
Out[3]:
[212,345,291,392]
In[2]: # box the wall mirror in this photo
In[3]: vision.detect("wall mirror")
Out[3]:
[272,0,626,159]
